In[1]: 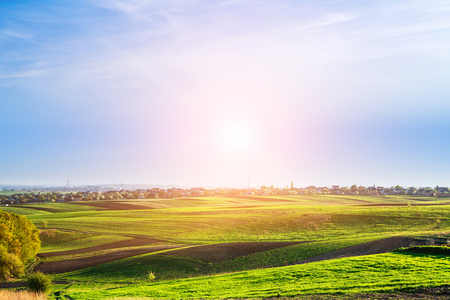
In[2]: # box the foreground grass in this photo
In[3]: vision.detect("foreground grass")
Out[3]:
[57,249,450,299]
[0,290,46,300]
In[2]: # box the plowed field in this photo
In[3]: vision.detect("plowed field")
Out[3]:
[33,236,434,274]
[35,245,184,274]
[38,237,163,257]
[159,241,308,263]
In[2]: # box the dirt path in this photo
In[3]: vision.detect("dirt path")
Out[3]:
[159,241,309,263]
[35,245,185,274]
[38,237,164,257]
[297,236,433,264]
[361,202,450,207]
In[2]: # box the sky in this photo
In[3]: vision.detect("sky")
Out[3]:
[1,0,450,188]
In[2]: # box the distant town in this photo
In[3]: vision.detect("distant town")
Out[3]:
[1,184,448,205]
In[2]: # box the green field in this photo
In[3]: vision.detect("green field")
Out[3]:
[60,249,450,299]
[0,190,31,196]
[1,195,449,299]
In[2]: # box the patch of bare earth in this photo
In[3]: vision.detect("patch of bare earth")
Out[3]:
[298,236,432,264]
[72,201,151,210]
[38,237,164,257]
[236,196,297,203]
[34,245,185,274]
[13,205,56,212]
[362,202,450,207]
[263,286,450,299]
[160,241,309,263]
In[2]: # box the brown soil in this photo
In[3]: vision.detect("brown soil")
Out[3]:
[236,196,297,202]
[160,241,309,263]
[38,237,164,257]
[34,245,184,274]
[361,202,450,207]
[72,201,152,210]
[13,205,56,212]
[0,281,27,288]
[264,286,450,299]
[30,236,443,277]
[298,236,432,264]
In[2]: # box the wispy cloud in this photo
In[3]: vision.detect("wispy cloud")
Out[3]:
[96,0,151,15]
[0,29,33,40]
[0,69,51,79]
[349,1,450,55]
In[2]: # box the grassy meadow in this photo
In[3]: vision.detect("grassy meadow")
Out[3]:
[62,250,450,299]
[1,195,449,299]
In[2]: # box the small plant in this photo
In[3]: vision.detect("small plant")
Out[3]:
[147,271,156,281]
[41,220,48,229]
[435,218,442,228]
[26,272,52,294]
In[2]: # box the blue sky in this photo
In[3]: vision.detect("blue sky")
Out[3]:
[1,0,450,188]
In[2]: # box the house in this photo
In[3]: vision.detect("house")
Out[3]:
[331,185,341,195]
[369,189,379,196]
[436,187,449,194]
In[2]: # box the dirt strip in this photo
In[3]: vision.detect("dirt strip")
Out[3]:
[38,237,164,257]
[34,245,186,274]
[297,236,433,264]
[72,201,151,210]
[159,241,309,263]
[361,202,450,207]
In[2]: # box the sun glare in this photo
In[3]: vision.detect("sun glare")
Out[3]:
[221,121,251,152]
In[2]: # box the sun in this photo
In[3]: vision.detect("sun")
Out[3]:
[220,120,252,153]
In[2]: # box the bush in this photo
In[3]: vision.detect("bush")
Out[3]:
[26,272,52,294]
[0,245,24,280]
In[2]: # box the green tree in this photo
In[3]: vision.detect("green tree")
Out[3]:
[358,186,368,195]
[0,211,40,281]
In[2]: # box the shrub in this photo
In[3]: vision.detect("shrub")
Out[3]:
[26,272,52,294]
[0,245,24,280]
